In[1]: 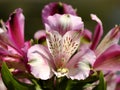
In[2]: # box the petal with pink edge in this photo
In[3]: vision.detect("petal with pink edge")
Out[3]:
[90,14,103,50]
[34,30,46,44]
[6,8,25,49]
[96,26,120,57]
[27,45,53,80]
[42,2,76,23]
[94,44,120,71]
[34,30,46,40]
[45,14,83,35]
[66,49,96,80]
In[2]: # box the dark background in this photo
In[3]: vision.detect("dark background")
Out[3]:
[0,0,120,40]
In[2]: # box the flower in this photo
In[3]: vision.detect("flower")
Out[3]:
[0,8,30,71]
[34,14,84,44]
[27,14,96,80]
[1,2,120,90]
[34,2,77,42]
[42,2,77,23]
[88,14,120,72]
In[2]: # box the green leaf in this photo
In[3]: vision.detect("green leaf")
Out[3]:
[1,62,36,90]
[93,71,106,90]
[65,74,99,90]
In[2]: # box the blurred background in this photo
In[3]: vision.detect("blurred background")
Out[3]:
[0,0,120,40]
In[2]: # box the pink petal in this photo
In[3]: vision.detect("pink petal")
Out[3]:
[34,30,46,44]
[28,44,53,66]
[45,14,61,31]
[0,28,14,47]
[45,14,83,35]
[21,41,31,53]
[6,8,25,49]
[66,49,96,80]
[34,30,46,40]
[27,45,53,80]
[69,14,84,32]
[42,2,76,23]
[0,24,23,55]
[90,14,103,50]
[0,47,9,56]
[96,26,120,57]
[94,44,120,71]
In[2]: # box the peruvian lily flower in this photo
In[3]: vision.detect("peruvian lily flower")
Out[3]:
[42,2,77,23]
[34,14,84,44]
[89,14,120,72]
[0,8,30,70]
[34,1,77,42]
[34,2,77,43]
[28,31,96,80]
[28,14,96,80]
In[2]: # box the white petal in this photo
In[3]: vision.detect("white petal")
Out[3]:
[67,49,96,80]
[27,45,53,80]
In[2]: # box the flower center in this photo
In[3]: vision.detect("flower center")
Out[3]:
[56,68,69,78]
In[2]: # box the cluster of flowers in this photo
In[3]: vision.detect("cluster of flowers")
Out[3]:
[0,2,120,90]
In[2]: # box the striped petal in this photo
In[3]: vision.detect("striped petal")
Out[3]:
[46,30,81,68]
[94,44,120,71]
[96,26,120,57]
[46,30,62,60]
[61,30,81,64]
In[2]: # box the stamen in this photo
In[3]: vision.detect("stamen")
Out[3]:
[56,68,69,78]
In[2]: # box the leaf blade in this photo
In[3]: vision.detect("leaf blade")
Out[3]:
[1,62,35,90]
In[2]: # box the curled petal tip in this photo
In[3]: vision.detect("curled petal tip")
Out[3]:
[111,25,120,39]
[90,14,102,25]
[90,14,103,50]
[13,8,23,14]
